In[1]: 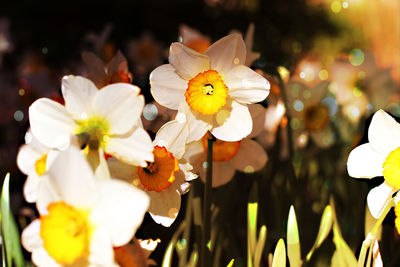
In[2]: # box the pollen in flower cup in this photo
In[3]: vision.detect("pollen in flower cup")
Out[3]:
[150,33,270,142]
[347,110,400,218]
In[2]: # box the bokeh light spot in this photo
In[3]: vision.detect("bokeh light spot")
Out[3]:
[303,90,311,99]
[321,97,338,116]
[14,110,24,121]
[349,49,364,66]
[331,1,342,13]
[290,118,301,130]
[18,89,25,96]
[319,69,329,80]
[244,165,255,173]
[293,100,304,112]
[143,103,158,121]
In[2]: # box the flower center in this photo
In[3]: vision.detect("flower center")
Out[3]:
[304,104,330,131]
[40,202,91,265]
[35,154,47,176]
[382,147,400,190]
[76,117,110,150]
[137,146,179,192]
[185,70,228,115]
[201,133,241,162]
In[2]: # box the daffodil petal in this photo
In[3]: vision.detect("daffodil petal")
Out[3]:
[107,157,137,184]
[225,65,270,104]
[248,104,266,138]
[367,182,394,219]
[61,75,98,120]
[154,119,189,159]
[88,226,118,267]
[21,220,42,252]
[91,179,149,246]
[106,127,154,166]
[82,52,108,88]
[205,33,246,74]
[39,146,97,210]
[368,110,400,156]
[230,139,268,173]
[150,64,188,110]
[29,98,75,150]
[23,174,40,203]
[93,83,142,135]
[347,143,385,178]
[17,144,41,175]
[169,43,210,80]
[32,248,60,267]
[148,184,181,227]
[308,81,330,103]
[211,101,252,141]
[195,156,236,187]
[178,102,212,143]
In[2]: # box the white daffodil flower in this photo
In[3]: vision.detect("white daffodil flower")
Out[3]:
[21,145,149,267]
[17,130,59,203]
[347,110,400,218]
[286,81,335,148]
[108,119,197,227]
[29,75,153,167]
[185,104,268,187]
[150,33,270,142]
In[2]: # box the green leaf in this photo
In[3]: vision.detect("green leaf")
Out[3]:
[306,205,333,261]
[1,173,25,267]
[287,205,301,267]
[272,239,286,267]
[227,259,235,267]
[254,225,267,267]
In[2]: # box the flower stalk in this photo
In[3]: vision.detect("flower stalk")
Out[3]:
[201,134,215,267]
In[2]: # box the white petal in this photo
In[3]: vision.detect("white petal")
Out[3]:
[178,102,212,143]
[183,140,205,163]
[29,99,75,150]
[107,157,137,184]
[32,248,61,267]
[230,139,268,173]
[21,220,42,252]
[39,146,97,210]
[23,174,40,203]
[17,144,41,175]
[347,143,385,178]
[90,179,149,246]
[205,33,246,74]
[225,65,270,104]
[88,227,117,266]
[368,110,400,156]
[194,155,236,188]
[82,52,108,88]
[106,127,154,166]
[61,75,98,120]
[248,104,266,138]
[150,64,188,110]
[154,119,189,159]
[169,43,210,80]
[367,182,394,219]
[36,175,62,214]
[211,101,252,141]
[148,183,182,227]
[93,83,142,135]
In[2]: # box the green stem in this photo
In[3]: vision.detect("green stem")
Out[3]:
[357,198,394,267]
[201,136,214,267]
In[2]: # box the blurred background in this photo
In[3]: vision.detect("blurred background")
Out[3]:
[1,0,400,266]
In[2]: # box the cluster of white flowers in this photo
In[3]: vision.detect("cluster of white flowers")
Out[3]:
[17,33,270,266]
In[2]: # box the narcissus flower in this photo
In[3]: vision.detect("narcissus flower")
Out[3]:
[109,119,197,227]
[286,81,335,148]
[82,51,132,88]
[21,146,149,267]
[185,104,268,187]
[17,131,56,203]
[347,110,400,218]
[150,33,270,142]
[29,75,153,167]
